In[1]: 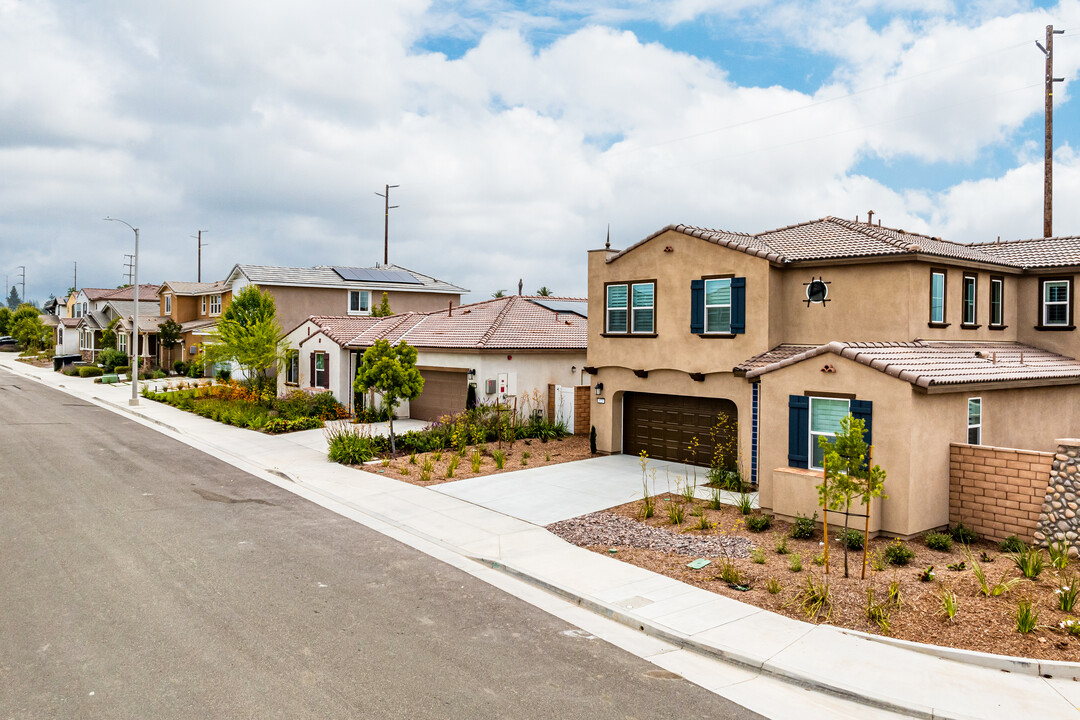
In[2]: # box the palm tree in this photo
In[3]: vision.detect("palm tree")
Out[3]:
[492,289,507,298]
[536,286,553,296]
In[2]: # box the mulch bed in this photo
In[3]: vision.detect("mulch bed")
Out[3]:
[547,494,1080,662]
[368,434,594,486]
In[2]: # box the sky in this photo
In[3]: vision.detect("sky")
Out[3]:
[2,0,1080,304]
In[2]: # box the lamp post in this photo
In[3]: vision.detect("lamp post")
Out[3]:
[105,217,140,406]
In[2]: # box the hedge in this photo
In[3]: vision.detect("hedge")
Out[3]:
[78,366,103,378]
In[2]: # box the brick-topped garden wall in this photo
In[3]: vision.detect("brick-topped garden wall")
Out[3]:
[949,443,1054,543]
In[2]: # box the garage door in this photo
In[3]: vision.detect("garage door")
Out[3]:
[623,392,737,466]
[409,369,468,422]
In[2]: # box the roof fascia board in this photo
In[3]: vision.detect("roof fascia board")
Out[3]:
[917,377,1080,394]
[787,254,1021,273]
[251,280,462,293]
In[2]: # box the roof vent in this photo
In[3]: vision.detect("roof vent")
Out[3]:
[907,243,921,252]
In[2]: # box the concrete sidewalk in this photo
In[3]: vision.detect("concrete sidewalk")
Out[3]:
[9,356,1080,719]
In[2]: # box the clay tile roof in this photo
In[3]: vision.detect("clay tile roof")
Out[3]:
[162,280,228,295]
[101,284,161,300]
[970,236,1080,269]
[742,341,1080,388]
[609,217,1019,266]
[313,296,588,351]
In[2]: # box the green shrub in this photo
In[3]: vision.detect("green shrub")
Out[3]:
[950,523,978,545]
[114,365,131,376]
[838,528,864,551]
[62,368,79,377]
[924,531,953,552]
[790,512,818,540]
[1010,546,1045,579]
[174,360,188,376]
[326,424,378,464]
[745,513,772,532]
[78,366,103,378]
[97,348,128,373]
[1000,535,1025,554]
[215,367,231,381]
[883,540,915,566]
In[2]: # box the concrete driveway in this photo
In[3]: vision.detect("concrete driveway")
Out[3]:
[431,454,721,525]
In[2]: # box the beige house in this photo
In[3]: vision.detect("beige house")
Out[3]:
[281,296,588,424]
[587,217,1080,538]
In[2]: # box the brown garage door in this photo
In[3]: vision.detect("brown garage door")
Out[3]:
[623,392,737,466]
[409,369,468,422]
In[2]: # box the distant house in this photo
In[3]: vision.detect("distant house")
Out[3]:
[63,285,160,362]
[223,263,468,334]
[156,280,232,366]
[281,296,588,427]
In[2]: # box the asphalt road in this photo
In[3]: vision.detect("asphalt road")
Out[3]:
[0,369,763,720]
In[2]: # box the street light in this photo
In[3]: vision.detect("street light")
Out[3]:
[105,217,140,406]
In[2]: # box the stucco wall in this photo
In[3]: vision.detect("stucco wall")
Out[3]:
[1015,272,1080,358]
[266,285,462,335]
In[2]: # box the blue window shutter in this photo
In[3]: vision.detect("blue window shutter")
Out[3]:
[731,277,746,334]
[690,279,705,334]
[788,395,809,468]
[850,399,873,450]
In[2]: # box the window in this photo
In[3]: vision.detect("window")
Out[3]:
[788,395,872,470]
[967,397,981,445]
[286,350,299,384]
[631,282,654,333]
[962,273,977,326]
[1042,279,1071,327]
[606,284,627,333]
[605,281,655,334]
[990,277,1004,327]
[809,397,850,470]
[929,270,946,324]
[209,295,222,315]
[117,332,127,354]
[164,294,172,315]
[201,296,207,315]
[312,352,328,389]
[57,327,63,345]
[348,290,370,315]
[704,279,732,334]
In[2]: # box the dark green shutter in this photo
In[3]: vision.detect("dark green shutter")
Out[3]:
[851,399,873,451]
[690,280,704,334]
[731,277,746,334]
[788,395,809,468]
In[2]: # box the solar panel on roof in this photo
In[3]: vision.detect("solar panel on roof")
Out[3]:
[333,267,421,284]
[528,299,588,317]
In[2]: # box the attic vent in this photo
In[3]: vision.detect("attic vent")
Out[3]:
[907,243,921,252]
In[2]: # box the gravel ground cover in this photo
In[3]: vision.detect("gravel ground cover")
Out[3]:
[548,493,1080,662]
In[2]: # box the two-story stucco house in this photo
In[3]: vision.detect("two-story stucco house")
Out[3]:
[587,217,1080,538]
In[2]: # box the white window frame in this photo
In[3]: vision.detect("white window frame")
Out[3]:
[605,283,628,333]
[164,294,172,315]
[209,295,222,316]
[313,352,327,388]
[809,396,850,471]
[286,350,299,385]
[630,282,655,334]
[990,277,1004,327]
[962,274,977,326]
[930,271,945,324]
[967,397,982,445]
[704,278,732,334]
[1043,279,1070,327]
[201,296,207,315]
[348,290,370,316]
[117,332,127,354]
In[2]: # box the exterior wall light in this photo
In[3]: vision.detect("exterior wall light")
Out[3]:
[595,382,604,395]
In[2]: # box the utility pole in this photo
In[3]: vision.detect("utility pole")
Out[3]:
[73,261,77,294]
[375,184,399,266]
[17,265,25,304]
[192,230,208,282]
[123,254,135,286]
[1037,25,1065,237]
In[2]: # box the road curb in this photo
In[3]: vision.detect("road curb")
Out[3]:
[91,396,181,434]
[473,556,1017,720]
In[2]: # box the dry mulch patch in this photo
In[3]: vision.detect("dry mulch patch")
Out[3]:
[547,494,1080,662]
[369,434,593,486]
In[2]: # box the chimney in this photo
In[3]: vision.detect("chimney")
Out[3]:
[448,301,453,317]
[867,210,875,225]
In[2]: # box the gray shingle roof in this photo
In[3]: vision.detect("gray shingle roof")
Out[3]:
[742,341,1080,389]
[230,263,468,294]
[161,280,229,296]
[611,217,1080,268]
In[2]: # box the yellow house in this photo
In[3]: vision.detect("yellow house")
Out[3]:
[587,217,1080,538]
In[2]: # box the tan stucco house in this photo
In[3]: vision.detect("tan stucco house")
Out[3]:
[281,295,588,424]
[587,216,1080,538]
